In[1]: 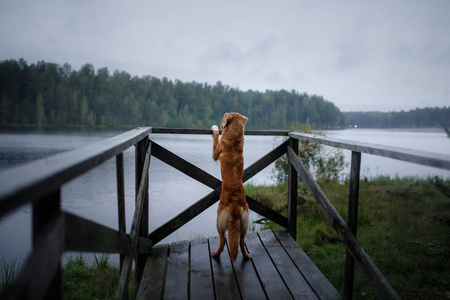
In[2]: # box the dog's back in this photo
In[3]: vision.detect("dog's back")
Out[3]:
[211,112,251,261]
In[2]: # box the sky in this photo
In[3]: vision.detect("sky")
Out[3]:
[0,1,449,112]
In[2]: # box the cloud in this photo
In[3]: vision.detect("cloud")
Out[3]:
[1,1,449,112]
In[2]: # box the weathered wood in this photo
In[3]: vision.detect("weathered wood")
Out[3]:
[209,236,242,300]
[32,189,62,300]
[0,127,152,217]
[139,230,340,299]
[246,195,288,228]
[259,230,318,299]
[273,230,342,300]
[136,138,150,283]
[344,151,361,300]
[245,232,292,299]
[230,245,266,299]
[9,213,65,300]
[137,237,153,254]
[288,147,400,299]
[243,139,289,182]
[136,246,169,299]
[65,212,152,254]
[149,187,222,245]
[288,137,299,239]
[64,212,128,253]
[164,241,190,300]
[289,131,450,171]
[148,140,289,245]
[116,153,126,269]
[116,142,152,300]
[190,238,215,299]
[150,141,222,189]
[150,127,289,136]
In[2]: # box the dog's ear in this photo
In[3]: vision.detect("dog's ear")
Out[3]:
[240,115,248,124]
[223,113,232,129]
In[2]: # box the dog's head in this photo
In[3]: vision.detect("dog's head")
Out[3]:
[221,112,248,136]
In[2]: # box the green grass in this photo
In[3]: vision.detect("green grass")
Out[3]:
[245,176,450,299]
[62,253,136,300]
[0,257,19,299]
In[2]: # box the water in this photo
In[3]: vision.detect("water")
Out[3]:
[0,128,448,266]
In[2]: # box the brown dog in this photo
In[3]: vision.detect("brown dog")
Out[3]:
[211,112,251,262]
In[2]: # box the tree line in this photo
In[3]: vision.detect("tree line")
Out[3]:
[1,59,448,130]
[0,59,345,129]
[344,107,450,129]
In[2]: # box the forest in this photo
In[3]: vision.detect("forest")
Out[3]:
[344,108,450,128]
[0,59,345,129]
[1,59,448,130]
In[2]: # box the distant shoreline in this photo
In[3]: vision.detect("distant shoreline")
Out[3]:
[343,127,445,133]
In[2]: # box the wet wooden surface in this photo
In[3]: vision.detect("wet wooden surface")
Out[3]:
[137,229,341,300]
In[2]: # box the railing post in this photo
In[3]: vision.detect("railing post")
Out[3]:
[116,153,126,271]
[288,137,299,240]
[344,151,362,300]
[32,189,62,300]
[135,137,149,283]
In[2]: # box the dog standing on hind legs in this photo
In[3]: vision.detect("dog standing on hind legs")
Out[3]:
[211,112,252,262]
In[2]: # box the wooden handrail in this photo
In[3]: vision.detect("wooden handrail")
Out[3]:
[289,131,450,170]
[0,127,152,217]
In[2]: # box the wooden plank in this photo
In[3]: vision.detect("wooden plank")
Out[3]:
[243,139,289,182]
[343,151,361,300]
[0,127,152,217]
[150,127,289,136]
[116,153,126,269]
[136,246,169,300]
[149,187,221,245]
[116,142,152,300]
[190,238,215,299]
[289,131,450,171]
[288,137,299,239]
[64,212,127,253]
[246,195,288,228]
[259,230,318,299]
[287,147,399,299]
[136,138,150,282]
[164,241,190,300]
[32,189,61,300]
[229,243,267,299]
[9,213,65,300]
[273,230,342,300]
[244,232,292,299]
[150,141,222,189]
[209,236,242,300]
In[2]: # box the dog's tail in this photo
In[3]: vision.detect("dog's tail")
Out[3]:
[228,205,241,262]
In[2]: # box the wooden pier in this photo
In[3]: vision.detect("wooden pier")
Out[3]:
[1,127,449,300]
[137,229,340,300]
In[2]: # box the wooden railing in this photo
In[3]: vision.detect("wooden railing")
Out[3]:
[1,127,449,299]
[288,132,450,300]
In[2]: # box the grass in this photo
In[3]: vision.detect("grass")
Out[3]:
[62,253,136,300]
[0,257,19,299]
[245,176,450,299]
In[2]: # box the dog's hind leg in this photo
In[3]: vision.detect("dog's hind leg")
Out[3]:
[240,209,252,260]
[212,208,228,258]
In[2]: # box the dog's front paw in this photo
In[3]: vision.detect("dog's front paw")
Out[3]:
[211,125,219,132]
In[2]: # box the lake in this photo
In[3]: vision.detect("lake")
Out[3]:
[0,128,449,266]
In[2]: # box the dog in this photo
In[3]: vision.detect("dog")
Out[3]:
[211,112,251,262]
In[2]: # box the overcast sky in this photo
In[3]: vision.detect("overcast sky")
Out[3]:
[1,1,449,112]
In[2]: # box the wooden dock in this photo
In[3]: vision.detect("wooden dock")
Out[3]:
[137,229,341,300]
